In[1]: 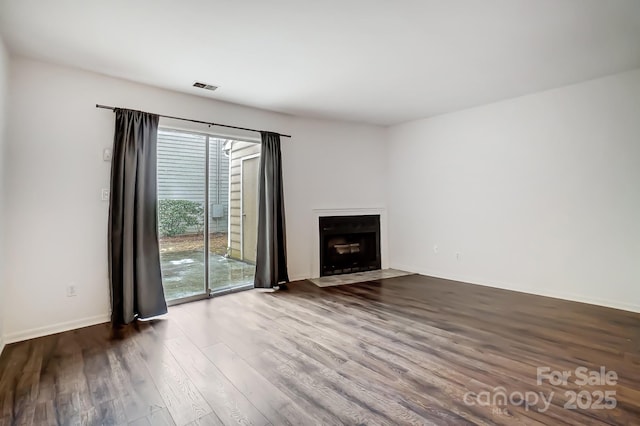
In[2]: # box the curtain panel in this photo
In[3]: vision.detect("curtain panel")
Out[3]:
[254,132,290,288]
[109,109,167,324]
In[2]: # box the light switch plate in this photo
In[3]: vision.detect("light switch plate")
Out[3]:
[101,188,110,201]
[103,148,113,161]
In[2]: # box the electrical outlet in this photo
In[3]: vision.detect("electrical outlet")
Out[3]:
[456,252,462,261]
[67,284,77,297]
[433,245,439,254]
[101,188,110,201]
[103,148,113,161]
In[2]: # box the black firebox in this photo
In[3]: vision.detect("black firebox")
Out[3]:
[319,215,381,276]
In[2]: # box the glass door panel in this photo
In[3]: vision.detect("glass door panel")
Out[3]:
[209,140,259,292]
[157,130,207,302]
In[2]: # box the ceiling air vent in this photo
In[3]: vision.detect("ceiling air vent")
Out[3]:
[193,81,218,91]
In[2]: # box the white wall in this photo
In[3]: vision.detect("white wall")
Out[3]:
[7,54,637,344]
[0,37,9,353]
[4,56,387,341]
[388,69,640,313]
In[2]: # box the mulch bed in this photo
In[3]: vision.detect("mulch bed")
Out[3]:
[159,233,228,255]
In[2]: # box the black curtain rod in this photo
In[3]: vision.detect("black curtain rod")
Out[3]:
[95,104,291,138]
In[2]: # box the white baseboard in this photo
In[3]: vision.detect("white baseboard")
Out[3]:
[391,263,640,314]
[3,314,111,345]
[5,266,633,347]
[289,273,311,282]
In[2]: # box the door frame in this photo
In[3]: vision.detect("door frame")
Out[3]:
[239,153,261,261]
[158,126,261,305]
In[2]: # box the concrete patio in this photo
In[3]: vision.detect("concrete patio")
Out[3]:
[160,249,255,301]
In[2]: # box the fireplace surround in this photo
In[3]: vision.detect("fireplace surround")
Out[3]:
[319,215,381,276]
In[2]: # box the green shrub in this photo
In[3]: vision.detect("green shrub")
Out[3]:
[158,199,204,237]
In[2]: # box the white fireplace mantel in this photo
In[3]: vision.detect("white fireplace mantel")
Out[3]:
[310,207,388,279]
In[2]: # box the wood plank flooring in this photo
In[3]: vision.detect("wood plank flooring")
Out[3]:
[0,274,639,425]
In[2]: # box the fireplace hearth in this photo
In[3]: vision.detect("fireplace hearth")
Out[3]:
[319,215,381,276]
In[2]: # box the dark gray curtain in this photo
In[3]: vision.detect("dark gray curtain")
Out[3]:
[109,109,167,325]
[254,132,290,288]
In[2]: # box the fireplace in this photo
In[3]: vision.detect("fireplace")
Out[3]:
[319,215,381,276]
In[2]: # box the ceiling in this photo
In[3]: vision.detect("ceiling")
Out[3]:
[1,0,639,126]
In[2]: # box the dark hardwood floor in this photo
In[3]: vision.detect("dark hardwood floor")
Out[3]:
[1,274,639,425]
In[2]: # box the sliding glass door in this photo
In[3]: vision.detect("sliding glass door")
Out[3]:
[157,129,260,304]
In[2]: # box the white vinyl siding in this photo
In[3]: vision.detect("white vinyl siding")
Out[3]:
[157,129,230,233]
[227,141,261,259]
